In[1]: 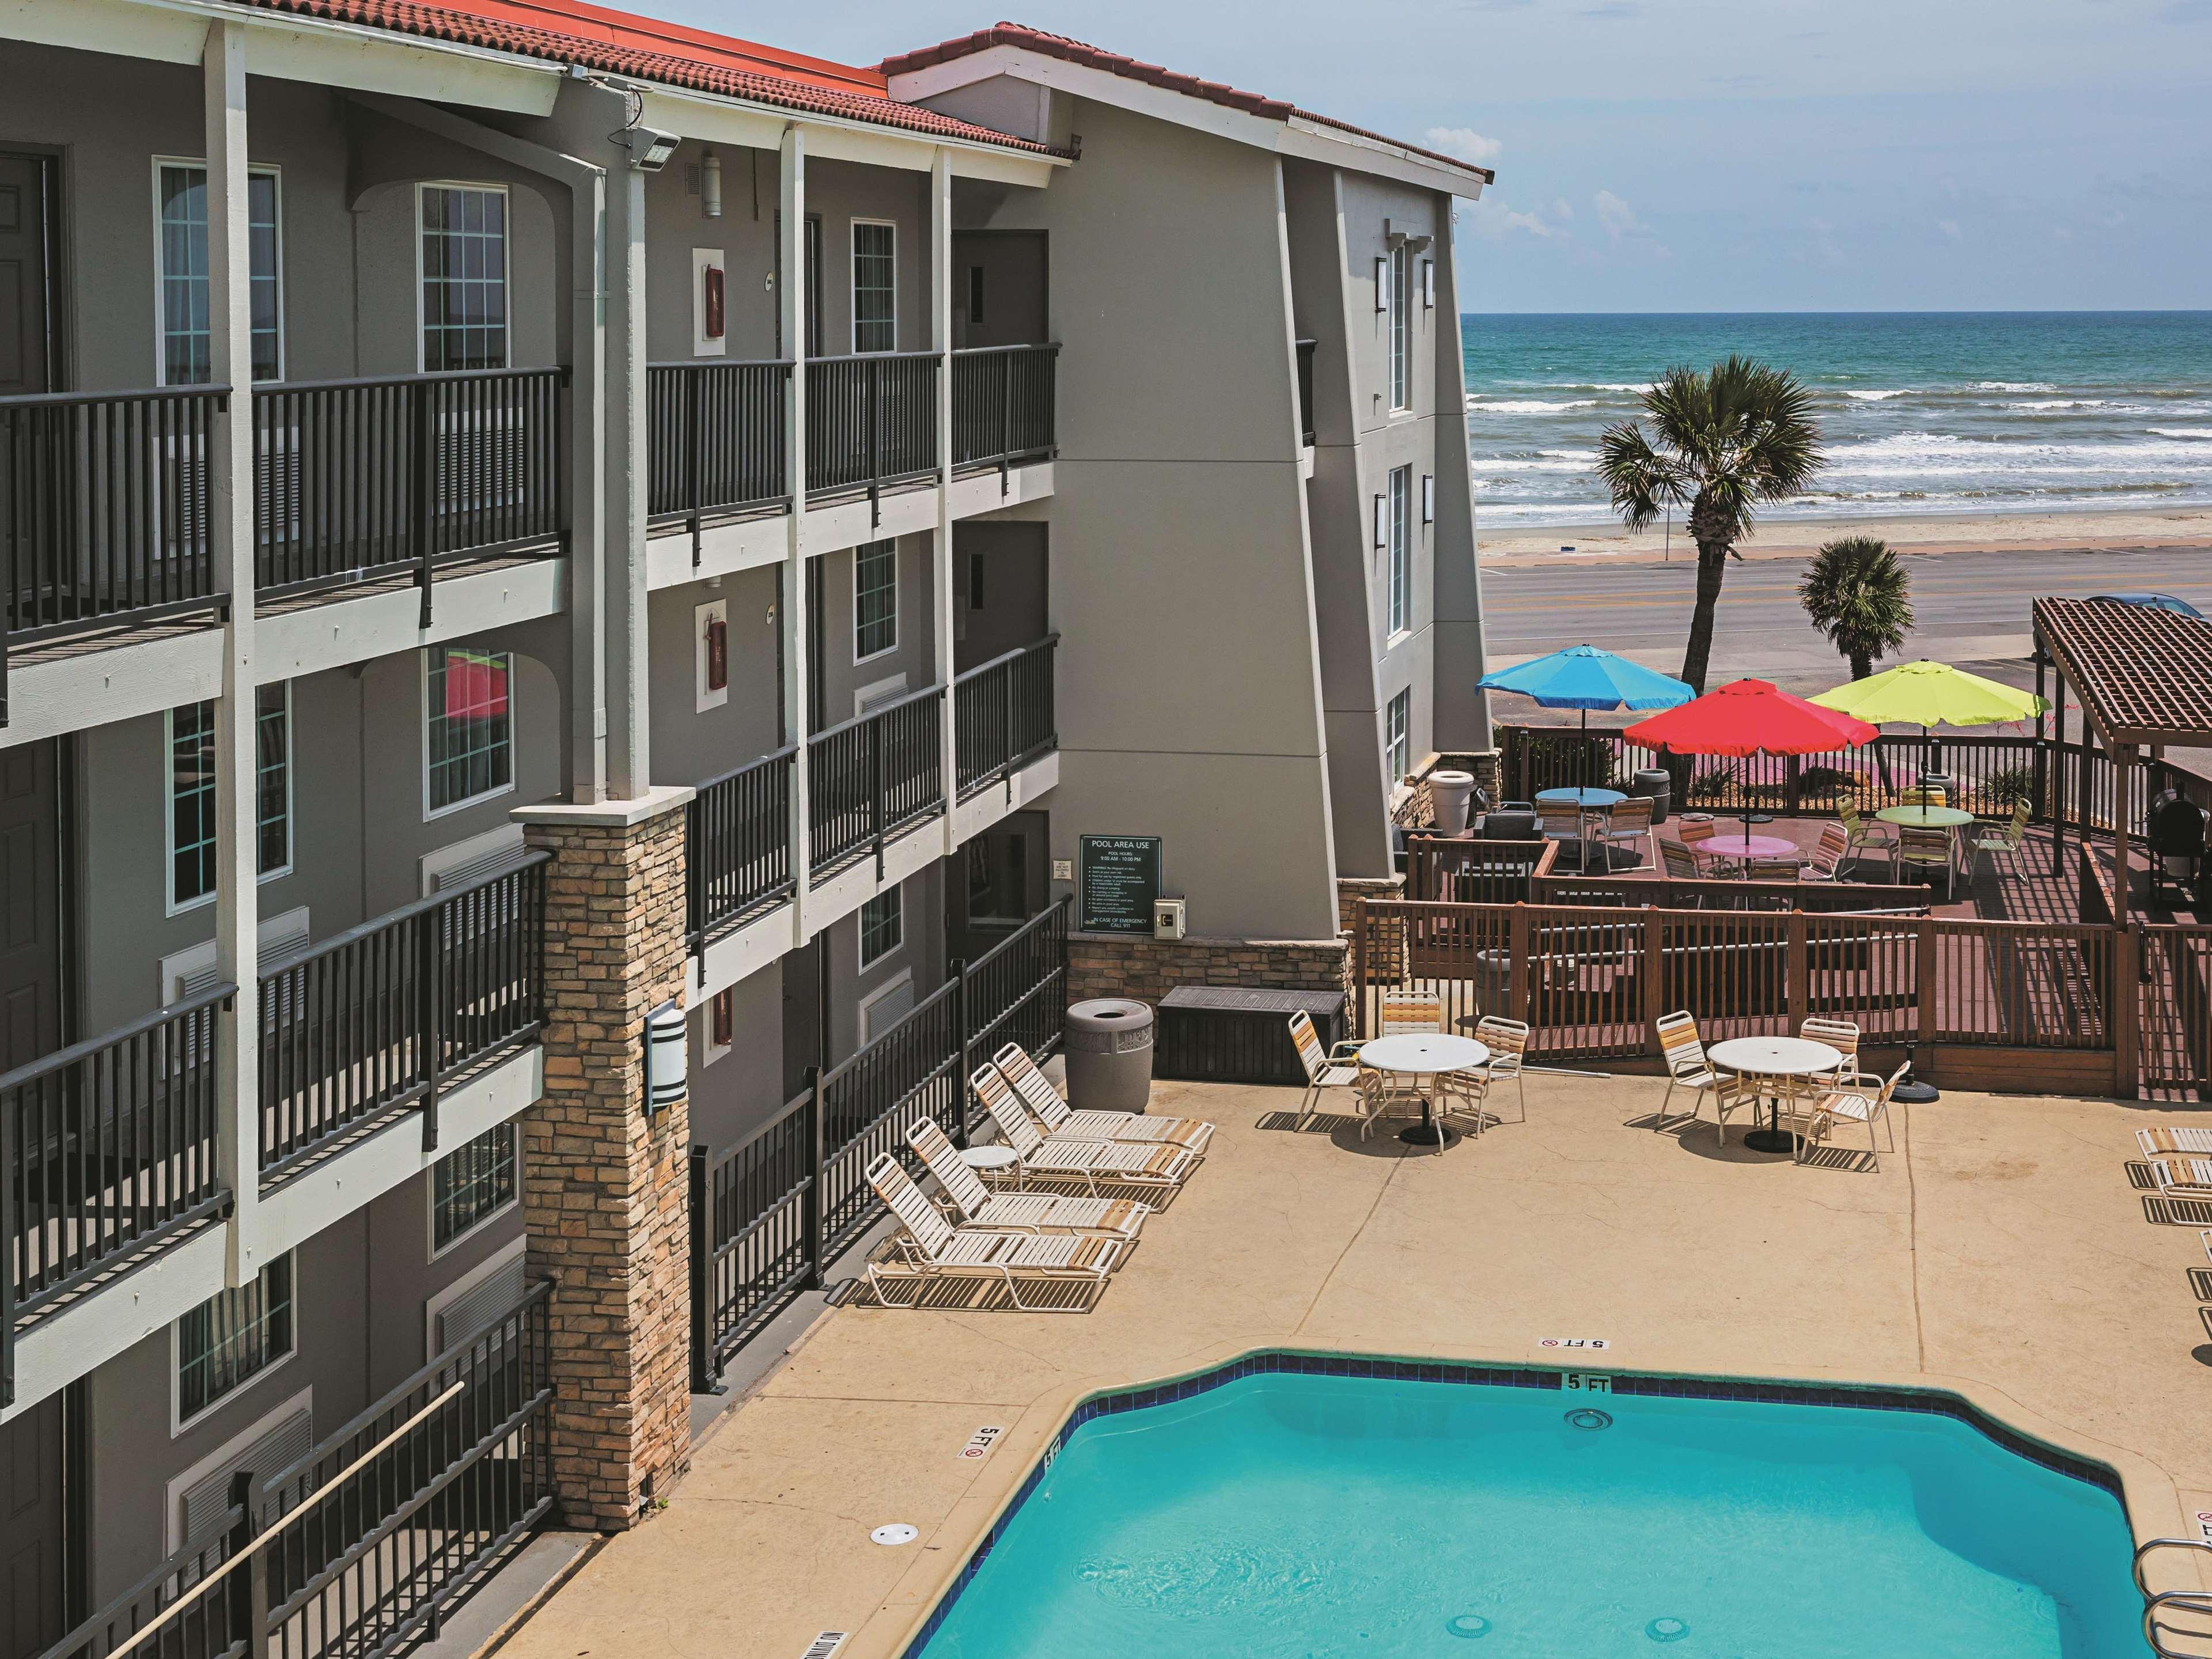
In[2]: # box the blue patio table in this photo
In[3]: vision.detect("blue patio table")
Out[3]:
[1535,787,1626,809]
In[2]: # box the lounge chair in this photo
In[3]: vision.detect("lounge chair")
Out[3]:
[1289,1009,1363,1128]
[978,1082,1200,1195]
[863,1154,1126,1312]
[993,1042,1214,1154]
[1795,1062,1907,1169]
[906,1119,1147,1241]
[1653,1010,1725,1131]
[2146,1158,2212,1207]
[2137,1127,2212,1160]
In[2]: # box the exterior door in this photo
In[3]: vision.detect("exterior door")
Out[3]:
[0,152,54,396]
[0,1395,67,1658]
[950,232,1046,350]
[0,740,62,1073]
[947,810,1048,965]
[779,935,823,1103]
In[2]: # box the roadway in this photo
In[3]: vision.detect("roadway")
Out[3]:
[1476,543,2212,701]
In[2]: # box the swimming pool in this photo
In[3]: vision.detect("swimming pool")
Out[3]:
[908,1358,2139,1658]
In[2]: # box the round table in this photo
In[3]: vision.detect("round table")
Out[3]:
[1703,831,1802,863]
[1536,787,1626,809]
[1877,805,1975,830]
[959,1145,1019,1180]
[1708,1036,1844,1153]
[1357,1033,1491,1147]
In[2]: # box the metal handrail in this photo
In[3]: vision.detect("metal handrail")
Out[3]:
[2138,1537,2212,1596]
[808,679,943,747]
[0,980,236,1096]
[256,365,567,395]
[952,631,1062,687]
[646,357,791,372]
[950,342,1063,358]
[695,741,798,794]
[0,382,230,409]
[267,849,550,978]
[2146,1589,2212,1659]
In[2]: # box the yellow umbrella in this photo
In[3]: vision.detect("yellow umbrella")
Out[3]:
[1809,659,2048,729]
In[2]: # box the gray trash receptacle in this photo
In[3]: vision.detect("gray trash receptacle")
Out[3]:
[1429,770,1477,836]
[1633,767,1673,825]
[1065,999,1155,1113]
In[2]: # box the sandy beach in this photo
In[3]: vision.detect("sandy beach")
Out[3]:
[1479,504,2212,567]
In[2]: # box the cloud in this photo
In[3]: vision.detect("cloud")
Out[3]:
[1425,127,1502,165]
[1937,218,1963,241]
[1554,198,1575,221]
[1471,199,1564,239]
[1593,190,1648,238]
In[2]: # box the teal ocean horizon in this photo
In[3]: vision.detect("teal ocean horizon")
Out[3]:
[1460,310,2212,528]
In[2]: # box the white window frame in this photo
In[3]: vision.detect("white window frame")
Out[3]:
[858,885,904,969]
[414,181,513,374]
[853,540,899,665]
[427,1120,521,1261]
[1385,688,1412,785]
[1387,242,1411,414]
[422,646,518,821]
[702,987,734,1068]
[152,157,285,387]
[165,683,293,916]
[850,217,897,354]
[1388,467,1411,639]
[171,1251,297,1434]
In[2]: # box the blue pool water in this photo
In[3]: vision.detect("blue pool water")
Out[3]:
[912,1370,2139,1659]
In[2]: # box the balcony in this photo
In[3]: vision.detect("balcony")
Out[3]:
[0,369,569,728]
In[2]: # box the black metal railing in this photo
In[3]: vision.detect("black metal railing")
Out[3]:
[646,360,790,559]
[1295,338,1317,446]
[259,854,549,1177]
[687,745,797,951]
[954,634,1057,800]
[39,1281,552,1659]
[808,685,943,880]
[805,351,937,517]
[951,344,1058,477]
[252,367,566,615]
[688,897,1070,1387]
[2,984,234,1406]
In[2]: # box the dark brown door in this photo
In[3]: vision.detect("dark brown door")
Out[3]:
[947,810,1048,965]
[0,153,54,397]
[779,935,823,1103]
[0,1395,66,1659]
[950,232,1046,350]
[0,741,62,1074]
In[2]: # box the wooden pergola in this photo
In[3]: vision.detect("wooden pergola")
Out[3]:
[2032,596,2212,922]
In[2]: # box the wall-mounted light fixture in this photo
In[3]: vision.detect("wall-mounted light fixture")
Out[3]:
[1422,474,1435,525]
[1373,493,1388,548]
[701,147,722,218]
[644,998,688,1116]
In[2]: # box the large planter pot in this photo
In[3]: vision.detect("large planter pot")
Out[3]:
[1064,998,1155,1113]
[1429,770,1476,836]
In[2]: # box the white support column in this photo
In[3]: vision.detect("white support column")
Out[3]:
[567,158,610,801]
[605,149,651,798]
[204,18,260,1286]
[781,126,812,944]
[931,148,959,855]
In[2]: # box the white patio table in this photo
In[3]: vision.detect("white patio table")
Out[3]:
[1357,1033,1490,1149]
[1708,1035,1844,1154]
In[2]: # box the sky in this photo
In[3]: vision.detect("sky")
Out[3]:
[643,0,2212,313]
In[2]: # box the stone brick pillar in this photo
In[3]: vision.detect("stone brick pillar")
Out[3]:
[513,785,695,1531]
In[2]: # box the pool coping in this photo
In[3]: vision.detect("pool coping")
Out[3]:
[846,1336,2201,1659]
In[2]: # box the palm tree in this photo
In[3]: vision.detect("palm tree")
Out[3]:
[1799,535,1914,683]
[1596,355,1824,692]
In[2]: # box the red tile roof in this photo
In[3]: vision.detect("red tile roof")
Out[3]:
[227,0,1070,156]
[878,22,1495,183]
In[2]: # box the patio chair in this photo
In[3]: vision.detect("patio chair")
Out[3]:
[2144,1158,2212,1208]
[1836,800,1896,869]
[1468,1015,1530,1124]
[2135,1126,2212,1160]
[1433,1063,1490,1141]
[1599,797,1655,868]
[1893,823,1957,900]
[1379,995,1444,1036]
[1971,801,2031,878]
[978,1082,1200,1195]
[1744,855,1802,881]
[1677,816,1738,877]
[1798,1016,1860,1082]
[1897,784,1948,809]
[1653,1010,1725,1131]
[1289,1009,1363,1129]
[1706,1070,1766,1149]
[1797,823,1854,882]
[1536,801,1586,856]
[993,1041,1214,1154]
[1660,839,1705,888]
[906,1119,1149,1241]
[863,1154,1127,1312]
[1794,1062,1908,1169]
[1353,1065,1431,1142]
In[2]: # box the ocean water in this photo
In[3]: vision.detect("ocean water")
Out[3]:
[1463,311,2212,528]
[914,1372,2140,1659]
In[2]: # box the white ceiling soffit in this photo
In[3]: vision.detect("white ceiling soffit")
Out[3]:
[633,85,1063,187]
[2,0,562,113]
[885,46,1490,199]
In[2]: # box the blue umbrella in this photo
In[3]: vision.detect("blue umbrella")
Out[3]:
[1479,646,1694,791]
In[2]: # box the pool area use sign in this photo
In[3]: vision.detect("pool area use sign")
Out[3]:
[1079,836,1161,933]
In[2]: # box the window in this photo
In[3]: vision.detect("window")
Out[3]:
[854,540,897,661]
[967,549,987,612]
[177,1253,294,1424]
[1388,466,1411,637]
[852,220,896,354]
[419,185,509,372]
[1385,689,1411,785]
[859,886,903,968]
[966,264,985,327]
[425,647,514,816]
[431,1123,518,1255]
[1387,242,1411,412]
[169,684,291,911]
[707,988,734,1056]
[156,162,282,385]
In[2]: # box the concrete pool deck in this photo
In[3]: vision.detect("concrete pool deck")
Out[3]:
[497,1074,2212,1658]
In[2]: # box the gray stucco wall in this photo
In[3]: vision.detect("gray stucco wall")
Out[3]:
[648,566,785,789]
[812,534,938,725]
[952,521,1048,673]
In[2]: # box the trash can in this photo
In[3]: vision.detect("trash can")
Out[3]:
[1633,767,1673,826]
[1065,998,1155,1113]
[1430,769,1476,836]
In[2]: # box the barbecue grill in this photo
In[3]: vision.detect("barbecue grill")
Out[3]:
[2146,787,2207,908]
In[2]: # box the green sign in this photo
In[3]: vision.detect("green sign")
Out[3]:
[1079,835,1162,934]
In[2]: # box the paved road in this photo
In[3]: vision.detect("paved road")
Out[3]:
[1478,544,2212,698]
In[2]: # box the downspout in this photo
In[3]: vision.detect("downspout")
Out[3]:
[343,90,609,802]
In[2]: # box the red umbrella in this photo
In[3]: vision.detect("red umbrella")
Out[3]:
[1624,679,1877,850]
